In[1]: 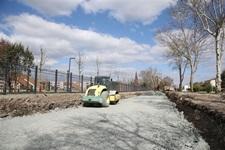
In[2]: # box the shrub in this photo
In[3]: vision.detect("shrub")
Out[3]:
[193,82,214,93]
[204,83,213,93]
[193,83,202,92]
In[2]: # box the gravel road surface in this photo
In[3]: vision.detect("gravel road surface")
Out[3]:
[0,95,209,150]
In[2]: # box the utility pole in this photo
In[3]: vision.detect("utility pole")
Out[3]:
[96,57,101,76]
[68,57,75,92]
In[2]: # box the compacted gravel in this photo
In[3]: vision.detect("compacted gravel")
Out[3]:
[0,94,209,150]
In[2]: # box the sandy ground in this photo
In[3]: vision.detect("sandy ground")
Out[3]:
[0,95,209,150]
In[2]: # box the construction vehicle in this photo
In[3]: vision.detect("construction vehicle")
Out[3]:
[82,76,120,107]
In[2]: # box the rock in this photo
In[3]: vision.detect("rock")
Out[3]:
[0,113,8,118]
[48,103,55,110]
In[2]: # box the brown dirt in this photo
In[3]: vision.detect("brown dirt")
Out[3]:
[0,93,82,117]
[166,91,225,150]
[0,91,142,118]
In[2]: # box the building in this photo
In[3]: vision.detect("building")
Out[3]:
[209,79,216,87]
[50,81,64,90]
[9,74,37,92]
[183,85,190,92]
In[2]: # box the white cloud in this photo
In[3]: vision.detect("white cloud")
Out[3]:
[2,13,219,83]
[20,0,83,16]
[82,0,177,24]
[20,0,177,24]
[0,13,164,76]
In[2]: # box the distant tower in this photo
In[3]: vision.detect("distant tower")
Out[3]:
[134,72,139,89]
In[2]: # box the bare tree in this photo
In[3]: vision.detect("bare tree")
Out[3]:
[157,30,188,91]
[39,48,46,73]
[39,48,46,82]
[140,67,161,90]
[96,57,101,76]
[159,76,174,90]
[180,0,225,92]
[157,4,207,92]
[76,51,84,85]
[38,48,46,92]
[157,29,206,92]
[181,29,207,91]
[173,57,188,91]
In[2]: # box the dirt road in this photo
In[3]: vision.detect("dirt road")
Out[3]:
[0,95,209,150]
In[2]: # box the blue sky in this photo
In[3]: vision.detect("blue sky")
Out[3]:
[0,0,220,85]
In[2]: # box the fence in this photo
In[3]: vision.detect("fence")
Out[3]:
[0,65,141,95]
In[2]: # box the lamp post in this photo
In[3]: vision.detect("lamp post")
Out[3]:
[67,57,75,92]
[68,57,75,74]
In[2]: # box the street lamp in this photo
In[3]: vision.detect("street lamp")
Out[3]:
[68,57,76,73]
[67,57,75,92]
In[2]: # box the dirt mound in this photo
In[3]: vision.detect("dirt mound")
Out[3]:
[166,91,225,150]
[0,91,149,118]
[0,93,82,117]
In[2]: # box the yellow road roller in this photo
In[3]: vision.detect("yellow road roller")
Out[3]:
[82,85,110,107]
[82,76,120,107]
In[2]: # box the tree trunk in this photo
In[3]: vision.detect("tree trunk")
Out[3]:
[179,66,183,91]
[8,66,12,93]
[215,33,222,93]
[190,65,194,92]
[79,73,81,91]
[39,70,42,92]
